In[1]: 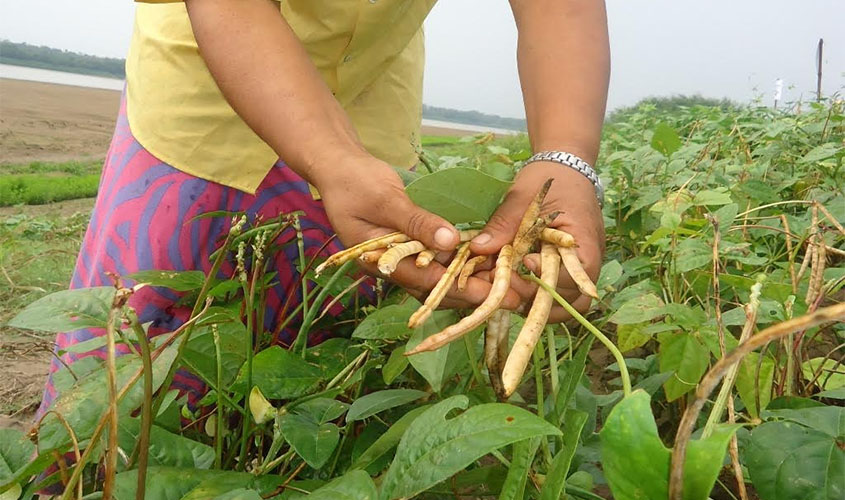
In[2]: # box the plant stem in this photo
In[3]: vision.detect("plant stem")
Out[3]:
[212,325,224,468]
[294,261,355,357]
[128,313,153,499]
[669,301,845,500]
[529,275,631,397]
[464,334,485,388]
[532,343,553,467]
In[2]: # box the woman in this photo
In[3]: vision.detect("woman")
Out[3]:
[39,0,609,414]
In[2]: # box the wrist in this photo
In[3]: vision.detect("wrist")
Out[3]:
[523,151,604,207]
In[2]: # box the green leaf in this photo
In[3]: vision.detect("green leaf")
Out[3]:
[231,346,321,399]
[499,437,540,500]
[478,161,515,182]
[117,418,214,470]
[651,122,682,157]
[617,322,653,353]
[554,337,594,422]
[539,410,588,500]
[346,389,428,422]
[405,167,511,224]
[599,390,739,500]
[38,341,180,451]
[693,188,733,206]
[210,489,263,500]
[379,396,561,500]
[405,310,475,392]
[7,286,114,332]
[279,401,345,469]
[306,338,364,381]
[350,405,431,471]
[734,352,775,418]
[127,270,206,292]
[800,142,841,164]
[352,301,418,340]
[674,238,712,273]
[382,347,409,385]
[658,332,709,401]
[802,357,845,391]
[184,322,247,387]
[746,407,844,500]
[306,470,378,500]
[597,260,623,292]
[113,467,283,500]
[608,293,665,325]
[0,429,35,487]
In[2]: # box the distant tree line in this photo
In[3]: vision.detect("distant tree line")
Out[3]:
[606,94,739,124]
[422,104,527,131]
[0,40,125,79]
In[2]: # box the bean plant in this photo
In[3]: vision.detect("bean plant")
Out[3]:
[1,99,843,500]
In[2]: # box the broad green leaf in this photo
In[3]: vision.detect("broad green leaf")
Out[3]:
[352,301,418,340]
[279,404,341,469]
[608,293,665,325]
[291,397,348,424]
[800,142,841,164]
[658,332,709,401]
[127,270,206,292]
[382,347,409,385]
[306,470,378,500]
[478,161,515,181]
[393,166,421,186]
[600,390,739,500]
[734,352,775,418]
[346,389,428,422]
[184,322,247,387]
[7,286,114,332]
[674,238,712,273]
[117,418,214,470]
[38,341,179,451]
[802,357,845,391]
[651,122,682,157]
[405,167,511,224]
[499,437,540,500]
[57,334,109,354]
[405,309,474,392]
[112,467,282,500]
[210,489,262,500]
[711,203,738,233]
[306,338,364,381]
[693,188,733,206]
[662,304,707,330]
[379,396,561,500]
[539,410,588,500]
[597,259,624,292]
[554,337,594,422]
[0,429,35,486]
[350,405,431,471]
[745,407,844,500]
[231,346,321,399]
[617,322,653,353]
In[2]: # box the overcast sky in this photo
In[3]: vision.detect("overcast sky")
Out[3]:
[1,1,843,118]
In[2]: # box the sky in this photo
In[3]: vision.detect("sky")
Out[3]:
[1,0,843,118]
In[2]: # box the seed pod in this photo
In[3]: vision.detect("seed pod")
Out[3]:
[315,232,409,275]
[457,255,488,291]
[408,243,472,328]
[378,240,426,275]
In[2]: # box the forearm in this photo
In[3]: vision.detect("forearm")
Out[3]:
[510,0,610,164]
[184,0,367,188]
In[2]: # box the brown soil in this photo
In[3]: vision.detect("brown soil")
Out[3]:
[0,78,121,165]
[0,332,52,432]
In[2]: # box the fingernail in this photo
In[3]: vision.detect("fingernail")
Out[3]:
[524,255,540,272]
[472,233,492,246]
[434,227,455,248]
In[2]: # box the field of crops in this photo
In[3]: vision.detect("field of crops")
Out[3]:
[1,100,843,499]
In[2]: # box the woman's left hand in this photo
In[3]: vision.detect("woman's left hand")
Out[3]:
[469,160,605,322]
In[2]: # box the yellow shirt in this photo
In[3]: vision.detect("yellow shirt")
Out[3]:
[128,1,436,194]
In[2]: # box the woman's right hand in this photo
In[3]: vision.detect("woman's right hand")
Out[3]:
[314,154,523,311]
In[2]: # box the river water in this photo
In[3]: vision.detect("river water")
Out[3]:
[0,63,521,134]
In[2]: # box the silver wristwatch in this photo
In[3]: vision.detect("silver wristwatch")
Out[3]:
[524,151,605,207]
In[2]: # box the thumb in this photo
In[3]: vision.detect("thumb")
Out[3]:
[470,188,531,255]
[390,197,459,252]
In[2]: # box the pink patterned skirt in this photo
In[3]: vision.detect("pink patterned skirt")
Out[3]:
[37,94,363,416]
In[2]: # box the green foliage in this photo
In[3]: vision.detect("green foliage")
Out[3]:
[0,173,100,206]
[405,167,512,224]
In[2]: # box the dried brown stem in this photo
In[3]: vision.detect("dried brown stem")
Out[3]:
[668,302,845,500]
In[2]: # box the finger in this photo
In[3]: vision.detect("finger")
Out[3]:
[547,294,594,323]
[388,192,459,252]
[469,187,533,255]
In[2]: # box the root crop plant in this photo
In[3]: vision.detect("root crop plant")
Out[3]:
[2,98,844,500]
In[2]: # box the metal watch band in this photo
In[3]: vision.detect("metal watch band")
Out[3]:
[524,151,605,207]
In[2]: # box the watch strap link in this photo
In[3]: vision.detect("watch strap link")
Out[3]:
[524,151,605,207]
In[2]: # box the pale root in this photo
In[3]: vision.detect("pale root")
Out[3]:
[457,255,487,291]
[315,232,409,275]
[405,245,514,355]
[359,250,384,264]
[559,247,599,299]
[415,249,436,268]
[502,243,561,397]
[378,240,426,275]
[541,228,577,248]
[407,243,472,328]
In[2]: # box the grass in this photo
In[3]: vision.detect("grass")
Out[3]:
[0,160,102,207]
